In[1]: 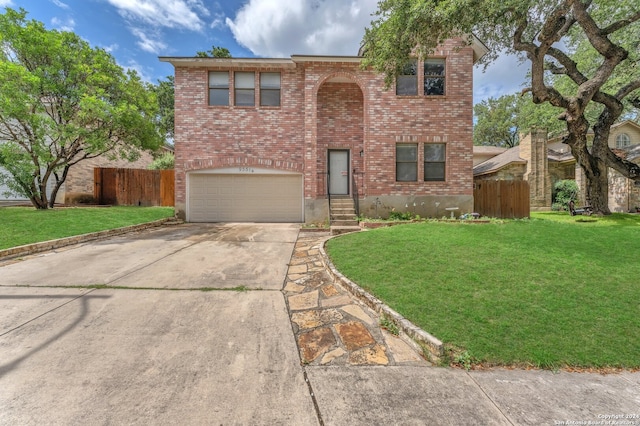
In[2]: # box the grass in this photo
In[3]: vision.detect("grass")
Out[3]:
[0,206,174,250]
[325,212,640,369]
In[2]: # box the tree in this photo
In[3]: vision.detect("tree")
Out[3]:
[474,93,567,147]
[154,76,175,143]
[196,45,232,58]
[473,94,521,147]
[363,0,640,214]
[148,151,174,170]
[0,8,162,209]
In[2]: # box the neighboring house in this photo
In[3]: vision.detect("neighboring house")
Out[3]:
[161,37,487,223]
[473,121,640,212]
[473,146,508,166]
[63,151,157,204]
[0,150,157,204]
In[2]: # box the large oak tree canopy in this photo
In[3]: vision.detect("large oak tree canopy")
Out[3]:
[0,8,162,209]
[363,0,640,214]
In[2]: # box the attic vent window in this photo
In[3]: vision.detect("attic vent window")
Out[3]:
[616,133,631,148]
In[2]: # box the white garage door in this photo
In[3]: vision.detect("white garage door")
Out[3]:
[188,172,303,222]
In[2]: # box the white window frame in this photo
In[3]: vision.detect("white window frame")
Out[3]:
[616,133,631,148]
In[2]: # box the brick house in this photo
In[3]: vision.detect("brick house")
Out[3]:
[161,37,487,223]
[473,121,640,212]
[0,150,157,204]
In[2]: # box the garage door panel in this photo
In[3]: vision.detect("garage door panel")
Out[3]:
[188,173,302,222]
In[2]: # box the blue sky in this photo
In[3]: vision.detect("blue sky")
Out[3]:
[3,0,528,105]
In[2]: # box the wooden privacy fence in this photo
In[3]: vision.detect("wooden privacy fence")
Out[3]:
[94,168,175,206]
[474,180,530,219]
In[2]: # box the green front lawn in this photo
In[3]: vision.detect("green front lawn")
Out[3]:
[0,206,174,250]
[325,213,640,369]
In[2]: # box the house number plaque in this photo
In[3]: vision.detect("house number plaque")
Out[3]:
[238,167,255,173]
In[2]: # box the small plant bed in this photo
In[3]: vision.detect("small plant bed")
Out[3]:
[0,206,174,250]
[326,213,640,370]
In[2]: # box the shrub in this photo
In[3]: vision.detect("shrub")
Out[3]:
[148,152,174,170]
[389,210,413,221]
[553,180,579,210]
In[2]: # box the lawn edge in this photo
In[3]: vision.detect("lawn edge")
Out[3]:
[320,236,445,364]
[0,218,177,261]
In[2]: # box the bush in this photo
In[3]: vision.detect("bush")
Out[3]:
[148,152,174,170]
[553,180,579,210]
[389,210,413,221]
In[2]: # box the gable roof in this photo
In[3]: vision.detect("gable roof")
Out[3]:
[473,142,575,176]
[616,143,640,161]
[473,145,525,176]
[473,146,508,156]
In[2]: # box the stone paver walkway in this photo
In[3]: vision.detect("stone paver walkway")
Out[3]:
[284,230,429,366]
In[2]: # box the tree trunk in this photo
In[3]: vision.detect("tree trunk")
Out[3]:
[48,166,70,208]
[29,194,49,209]
[581,160,610,215]
[563,118,612,215]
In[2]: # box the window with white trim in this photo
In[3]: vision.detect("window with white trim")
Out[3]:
[234,72,255,106]
[208,71,229,106]
[396,144,418,181]
[616,133,631,148]
[260,72,281,106]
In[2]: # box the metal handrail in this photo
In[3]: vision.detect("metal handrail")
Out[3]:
[327,171,332,224]
[352,169,359,217]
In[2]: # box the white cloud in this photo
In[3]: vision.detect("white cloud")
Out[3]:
[226,0,378,57]
[51,0,70,9]
[131,27,167,54]
[0,0,13,6]
[209,12,225,30]
[123,59,153,83]
[106,0,210,31]
[51,16,75,32]
[473,53,529,104]
[102,43,119,53]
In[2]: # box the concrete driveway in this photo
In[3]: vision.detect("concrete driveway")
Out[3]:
[0,223,317,425]
[2,224,639,425]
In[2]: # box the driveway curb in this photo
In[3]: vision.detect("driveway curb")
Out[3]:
[319,236,445,363]
[0,218,176,261]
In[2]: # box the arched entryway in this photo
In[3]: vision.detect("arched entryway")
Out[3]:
[316,76,364,197]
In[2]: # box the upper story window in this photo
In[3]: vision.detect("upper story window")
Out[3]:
[208,71,229,106]
[424,59,445,96]
[424,143,446,181]
[234,72,255,106]
[260,72,281,106]
[396,60,417,96]
[396,144,418,182]
[616,133,631,148]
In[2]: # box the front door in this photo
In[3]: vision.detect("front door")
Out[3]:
[328,150,349,195]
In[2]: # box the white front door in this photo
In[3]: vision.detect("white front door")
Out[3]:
[328,150,349,195]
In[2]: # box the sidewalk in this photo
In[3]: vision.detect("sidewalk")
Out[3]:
[288,230,640,426]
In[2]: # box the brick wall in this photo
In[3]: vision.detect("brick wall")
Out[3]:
[172,38,476,220]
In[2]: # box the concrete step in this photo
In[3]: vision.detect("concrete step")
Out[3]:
[330,198,358,229]
[331,205,355,211]
[331,220,359,227]
[330,225,361,235]
[330,208,356,215]
[331,214,357,220]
